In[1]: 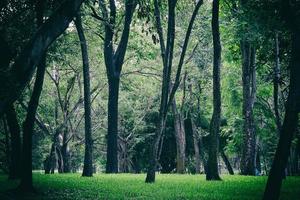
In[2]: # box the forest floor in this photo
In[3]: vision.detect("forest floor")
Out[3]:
[0,173,299,200]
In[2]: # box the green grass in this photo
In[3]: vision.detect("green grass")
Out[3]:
[0,173,299,199]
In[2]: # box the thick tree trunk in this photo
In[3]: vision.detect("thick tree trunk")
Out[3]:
[18,55,46,192]
[220,149,234,175]
[172,99,186,174]
[206,0,221,181]
[262,27,300,200]
[5,105,22,179]
[191,119,201,174]
[240,41,257,176]
[75,13,93,177]
[106,77,120,173]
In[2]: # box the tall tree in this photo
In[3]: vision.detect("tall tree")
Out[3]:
[206,0,221,181]
[263,1,300,199]
[18,0,47,192]
[99,0,136,173]
[146,0,203,183]
[239,0,257,177]
[75,12,93,177]
[5,105,22,179]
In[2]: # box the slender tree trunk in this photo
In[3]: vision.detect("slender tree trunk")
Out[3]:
[240,41,257,175]
[5,105,22,179]
[172,99,186,173]
[263,27,300,200]
[18,55,46,192]
[75,13,93,177]
[207,0,221,181]
[220,149,234,175]
[191,119,201,174]
[274,32,282,135]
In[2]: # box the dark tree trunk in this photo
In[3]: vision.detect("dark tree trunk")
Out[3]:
[240,41,257,176]
[172,99,186,174]
[262,14,300,200]
[220,149,234,175]
[106,77,120,173]
[75,13,93,177]
[18,55,46,192]
[274,32,282,135]
[206,0,221,181]
[5,105,22,179]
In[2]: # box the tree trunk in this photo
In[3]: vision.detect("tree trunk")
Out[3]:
[240,41,257,176]
[75,13,93,177]
[5,105,22,179]
[274,32,282,135]
[18,55,46,192]
[262,25,300,200]
[172,99,186,174]
[191,119,201,174]
[206,0,221,181]
[106,77,120,173]
[220,149,234,175]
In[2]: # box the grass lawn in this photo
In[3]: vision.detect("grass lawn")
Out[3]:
[0,173,299,200]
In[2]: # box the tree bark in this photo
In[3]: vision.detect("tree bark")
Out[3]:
[5,105,22,179]
[172,99,186,174]
[274,32,282,135]
[206,0,221,181]
[263,7,300,198]
[240,41,257,176]
[75,13,93,177]
[0,0,85,115]
[18,55,46,192]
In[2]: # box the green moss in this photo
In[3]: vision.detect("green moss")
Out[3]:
[0,173,299,199]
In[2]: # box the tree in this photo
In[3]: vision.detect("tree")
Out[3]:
[206,0,221,181]
[98,0,137,173]
[146,0,203,183]
[263,1,300,199]
[75,12,93,177]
